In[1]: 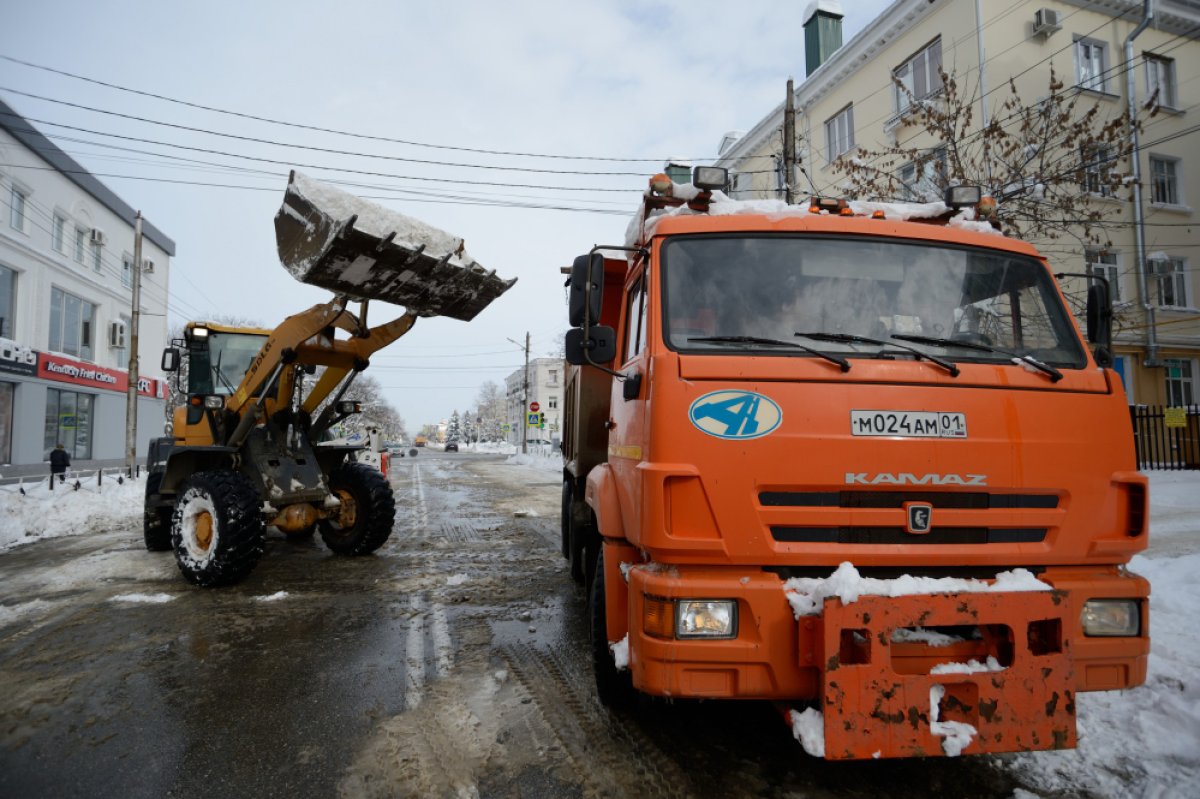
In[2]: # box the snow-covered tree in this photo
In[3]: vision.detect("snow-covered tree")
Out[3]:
[446,410,461,441]
[474,380,506,442]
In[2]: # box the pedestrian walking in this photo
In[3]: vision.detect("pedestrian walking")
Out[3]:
[50,443,70,486]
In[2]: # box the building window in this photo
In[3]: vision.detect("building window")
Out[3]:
[0,264,14,338]
[1081,145,1114,196]
[1152,257,1188,308]
[9,186,27,233]
[1086,250,1120,303]
[894,38,942,112]
[548,395,558,410]
[1075,37,1108,92]
[53,214,67,253]
[122,255,133,288]
[44,388,94,460]
[1150,157,1180,205]
[825,104,855,163]
[115,313,132,369]
[1145,53,1177,108]
[1164,358,1195,406]
[48,286,97,360]
[548,369,558,385]
[91,241,103,273]
[898,148,946,201]
[74,227,87,264]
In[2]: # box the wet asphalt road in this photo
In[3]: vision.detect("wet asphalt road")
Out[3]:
[0,452,1052,798]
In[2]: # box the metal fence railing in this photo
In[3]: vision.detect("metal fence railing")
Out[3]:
[1130,404,1200,471]
[0,467,143,495]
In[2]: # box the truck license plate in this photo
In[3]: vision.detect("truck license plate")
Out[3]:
[850,410,967,438]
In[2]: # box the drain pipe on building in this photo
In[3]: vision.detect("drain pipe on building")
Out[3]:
[1126,0,1160,368]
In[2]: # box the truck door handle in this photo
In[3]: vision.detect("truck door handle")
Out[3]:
[623,371,643,401]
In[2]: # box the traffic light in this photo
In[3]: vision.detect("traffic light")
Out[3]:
[538,412,546,429]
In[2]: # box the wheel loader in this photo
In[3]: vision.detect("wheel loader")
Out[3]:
[144,171,515,586]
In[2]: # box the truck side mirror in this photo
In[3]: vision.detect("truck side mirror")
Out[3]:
[568,253,604,327]
[565,325,616,366]
[1086,281,1113,367]
[161,347,180,372]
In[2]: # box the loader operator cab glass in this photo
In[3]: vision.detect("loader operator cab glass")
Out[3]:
[662,235,1086,369]
[187,330,269,396]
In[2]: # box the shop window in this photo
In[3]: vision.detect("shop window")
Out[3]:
[0,382,12,465]
[44,387,94,460]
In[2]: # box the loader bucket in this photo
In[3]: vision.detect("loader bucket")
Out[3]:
[275,171,516,321]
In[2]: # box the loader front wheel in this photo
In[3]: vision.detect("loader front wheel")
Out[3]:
[171,471,264,587]
[319,462,395,555]
[143,471,173,551]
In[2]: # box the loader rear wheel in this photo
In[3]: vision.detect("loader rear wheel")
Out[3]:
[319,462,395,555]
[590,546,633,707]
[171,471,264,587]
[143,471,173,551]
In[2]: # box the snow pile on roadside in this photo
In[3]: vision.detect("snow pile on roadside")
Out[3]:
[504,450,560,473]
[465,441,517,455]
[0,476,144,550]
[782,561,1048,617]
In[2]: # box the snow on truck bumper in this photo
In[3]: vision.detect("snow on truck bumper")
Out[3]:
[623,563,1149,759]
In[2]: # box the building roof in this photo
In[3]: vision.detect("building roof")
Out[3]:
[0,97,176,256]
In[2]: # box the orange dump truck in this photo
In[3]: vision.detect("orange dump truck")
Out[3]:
[560,168,1149,760]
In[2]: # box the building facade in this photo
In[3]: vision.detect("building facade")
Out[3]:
[0,99,174,468]
[716,0,1199,406]
[505,356,564,446]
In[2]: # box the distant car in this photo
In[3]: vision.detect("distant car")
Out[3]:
[444,441,459,452]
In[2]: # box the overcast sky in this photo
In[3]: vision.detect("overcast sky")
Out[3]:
[1,0,891,431]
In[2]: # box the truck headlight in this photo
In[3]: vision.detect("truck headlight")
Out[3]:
[1081,599,1140,637]
[677,600,737,639]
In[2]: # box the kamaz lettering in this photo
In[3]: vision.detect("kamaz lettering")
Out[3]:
[845,472,988,486]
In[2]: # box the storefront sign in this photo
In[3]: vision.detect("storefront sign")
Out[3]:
[0,339,38,377]
[38,352,160,397]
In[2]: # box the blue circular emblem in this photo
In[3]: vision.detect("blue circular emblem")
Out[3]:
[688,390,782,440]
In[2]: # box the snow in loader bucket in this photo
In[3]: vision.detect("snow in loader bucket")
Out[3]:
[804,590,1076,759]
[274,171,516,321]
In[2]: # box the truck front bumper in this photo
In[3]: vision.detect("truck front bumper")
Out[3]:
[625,564,1149,758]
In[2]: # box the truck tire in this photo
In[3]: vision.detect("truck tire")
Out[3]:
[143,471,173,551]
[319,462,395,555]
[560,479,572,559]
[171,470,265,587]
[569,508,595,585]
[590,546,633,707]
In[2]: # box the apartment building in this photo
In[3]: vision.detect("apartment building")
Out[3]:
[505,356,564,446]
[0,98,173,467]
[716,0,1199,405]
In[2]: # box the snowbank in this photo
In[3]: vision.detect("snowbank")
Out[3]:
[504,449,560,473]
[0,475,144,551]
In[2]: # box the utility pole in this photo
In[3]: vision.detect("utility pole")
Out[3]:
[507,332,530,454]
[784,77,797,205]
[124,212,143,477]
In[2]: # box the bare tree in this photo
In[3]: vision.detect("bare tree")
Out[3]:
[833,67,1138,248]
[474,380,506,441]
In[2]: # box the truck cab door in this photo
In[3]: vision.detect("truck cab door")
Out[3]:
[608,267,650,539]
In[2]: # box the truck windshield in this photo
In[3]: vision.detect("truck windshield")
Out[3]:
[661,235,1086,368]
[188,331,269,396]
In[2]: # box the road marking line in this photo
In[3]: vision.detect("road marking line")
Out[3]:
[431,602,453,677]
[404,593,426,710]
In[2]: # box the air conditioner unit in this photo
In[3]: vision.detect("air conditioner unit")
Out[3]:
[1033,8,1062,37]
[109,321,127,348]
[90,228,107,246]
[142,258,155,273]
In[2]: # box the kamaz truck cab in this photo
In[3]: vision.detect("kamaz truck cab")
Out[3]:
[561,168,1148,760]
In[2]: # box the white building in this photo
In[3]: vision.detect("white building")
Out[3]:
[505,356,564,446]
[0,98,173,468]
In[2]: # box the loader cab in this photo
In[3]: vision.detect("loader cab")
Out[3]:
[184,327,269,396]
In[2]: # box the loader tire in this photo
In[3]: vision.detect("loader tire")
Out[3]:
[171,470,264,587]
[320,462,395,555]
[143,471,173,551]
[590,546,633,707]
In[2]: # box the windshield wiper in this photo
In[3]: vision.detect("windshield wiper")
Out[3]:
[688,335,850,372]
[889,333,1063,383]
[794,331,959,377]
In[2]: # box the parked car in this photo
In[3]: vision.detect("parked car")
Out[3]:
[444,440,459,452]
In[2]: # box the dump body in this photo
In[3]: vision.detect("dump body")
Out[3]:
[564,203,1149,759]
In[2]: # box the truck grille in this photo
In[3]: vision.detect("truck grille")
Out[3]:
[769,526,1048,544]
[760,491,1058,509]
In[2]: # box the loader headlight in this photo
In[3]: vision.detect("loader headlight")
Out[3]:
[336,400,362,415]
[203,395,224,410]
[1081,599,1140,637]
[676,600,737,639]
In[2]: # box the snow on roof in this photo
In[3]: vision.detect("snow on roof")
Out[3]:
[625,191,1002,249]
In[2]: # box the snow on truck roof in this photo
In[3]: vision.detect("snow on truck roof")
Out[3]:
[624,188,1008,252]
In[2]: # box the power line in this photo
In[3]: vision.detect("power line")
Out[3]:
[0,53,702,163]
